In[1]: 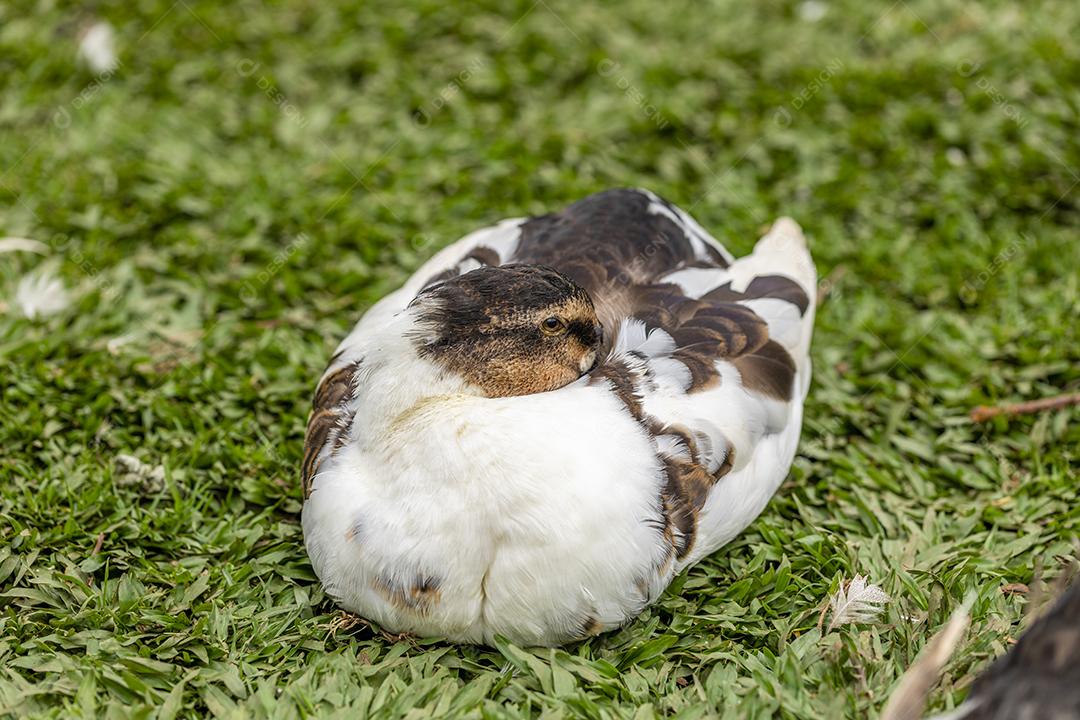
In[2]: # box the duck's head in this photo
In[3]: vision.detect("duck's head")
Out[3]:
[408,264,604,397]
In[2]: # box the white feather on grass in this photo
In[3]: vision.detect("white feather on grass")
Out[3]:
[114,454,166,494]
[15,270,70,319]
[78,21,119,75]
[827,575,891,631]
[798,0,828,22]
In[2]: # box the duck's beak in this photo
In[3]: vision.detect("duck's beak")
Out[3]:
[580,349,599,374]
[581,324,604,373]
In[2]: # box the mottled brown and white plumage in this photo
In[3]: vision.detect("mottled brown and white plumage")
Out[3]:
[301,188,816,645]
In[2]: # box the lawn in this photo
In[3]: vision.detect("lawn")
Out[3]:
[1,0,1078,717]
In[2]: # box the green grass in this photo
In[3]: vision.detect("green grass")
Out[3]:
[2,0,1078,717]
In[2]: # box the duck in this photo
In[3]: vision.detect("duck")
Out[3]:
[300,188,816,646]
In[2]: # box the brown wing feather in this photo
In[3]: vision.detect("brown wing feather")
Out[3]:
[301,360,361,498]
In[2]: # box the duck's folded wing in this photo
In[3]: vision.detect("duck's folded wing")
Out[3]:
[589,218,816,563]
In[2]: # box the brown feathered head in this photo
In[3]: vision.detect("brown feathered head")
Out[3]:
[409,264,604,397]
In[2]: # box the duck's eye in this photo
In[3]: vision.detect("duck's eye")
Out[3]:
[540,316,567,335]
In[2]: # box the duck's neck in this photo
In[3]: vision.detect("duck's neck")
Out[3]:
[349,314,482,447]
